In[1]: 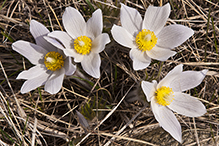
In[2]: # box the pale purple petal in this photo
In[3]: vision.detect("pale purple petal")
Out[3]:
[63,7,86,38]
[146,46,176,61]
[169,69,208,92]
[92,33,110,53]
[76,110,89,129]
[30,20,56,52]
[111,25,135,49]
[168,92,206,117]
[130,48,151,70]
[30,20,49,39]
[64,57,76,75]
[141,80,157,102]
[158,64,183,89]
[20,71,51,93]
[142,3,170,35]
[151,98,182,143]
[17,65,46,80]
[12,40,47,65]
[44,68,65,94]
[81,53,101,78]
[44,36,66,50]
[120,3,142,36]
[157,24,194,49]
[86,9,103,39]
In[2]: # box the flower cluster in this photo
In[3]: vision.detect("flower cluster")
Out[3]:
[13,7,110,94]
[12,3,208,143]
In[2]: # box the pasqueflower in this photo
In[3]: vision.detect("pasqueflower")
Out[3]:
[45,7,110,78]
[141,64,208,142]
[111,3,194,70]
[12,20,76,94]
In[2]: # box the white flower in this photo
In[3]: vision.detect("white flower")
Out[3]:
[111,3,194,70]
[44,7,110,78]
[12,20,76,94]
[141,64,208,142]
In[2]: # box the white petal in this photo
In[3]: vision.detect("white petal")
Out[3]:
[63,7,86,38]
[157,24,194,49]
[35,37,57,52]
[86,9,103,39]
[17,65,46,80]
[81,53,100,78]
[130,48,151,70]
[44,68,65,94]
[30,20,49,39]
[158,64,183,88]
[63,49,74,57]
[142,3,170,35]
[57,47,65,56]
[92,33,110,53]
[72,51,84,63]
[30,20,56,52]
[169,69,208,92]
[63,49,84,63]
[168,92,206,117]
[141,80,157,102]
[44,36,66,50]
[20,72,51,93]
[120,3,142,36]
[132,59,150,70]
[151,98,182,143]
[64,57,76,75]
[47,31,73,49]
[146,46,176,61]
[111,25,135,49]
[12,40,47,65]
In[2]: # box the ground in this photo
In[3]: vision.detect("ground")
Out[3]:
[0,0,219,145]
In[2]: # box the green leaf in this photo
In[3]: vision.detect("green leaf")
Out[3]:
[85,0,95,12]
[0,0,7,11]
[1,31,14,42]
[211,17,218,54]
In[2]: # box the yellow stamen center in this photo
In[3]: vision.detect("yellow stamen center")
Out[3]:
[155,86,174,106]
[44,51,64,71]
[135,29,157,52]
[74,36,92,55]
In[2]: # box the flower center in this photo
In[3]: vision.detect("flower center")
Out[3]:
[135,29,157,52]
[74,36,92,55]
[155,86,174,106]
[44,51,64,71]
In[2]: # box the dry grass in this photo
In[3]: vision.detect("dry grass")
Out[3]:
[0,0,219,145]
